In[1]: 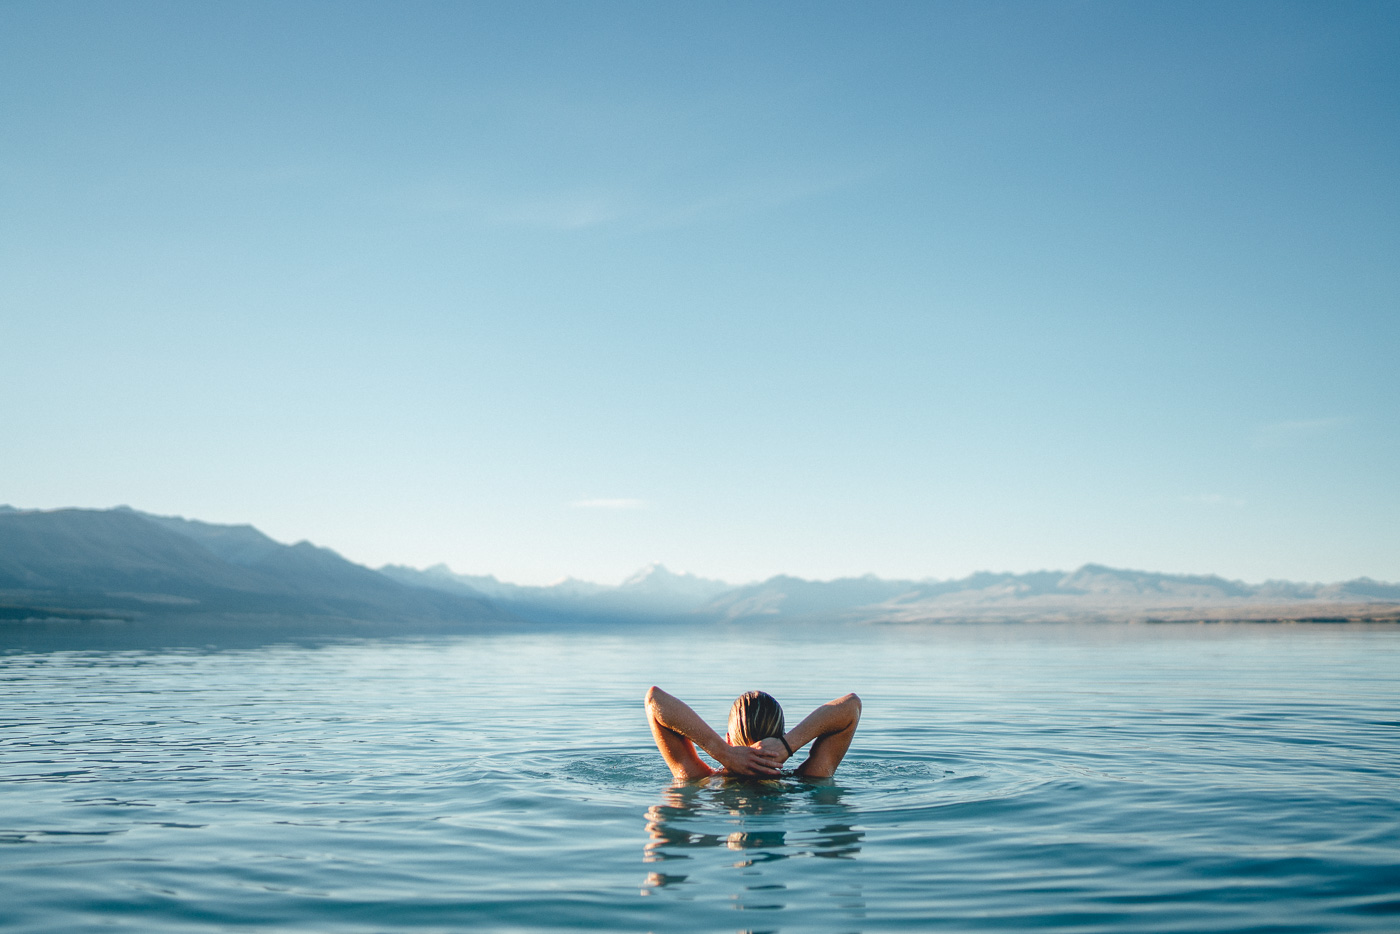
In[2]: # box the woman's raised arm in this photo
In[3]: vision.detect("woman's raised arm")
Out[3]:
[645,686,783,779]
[759,693,861,778]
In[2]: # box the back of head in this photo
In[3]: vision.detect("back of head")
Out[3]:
[728,690,785,747]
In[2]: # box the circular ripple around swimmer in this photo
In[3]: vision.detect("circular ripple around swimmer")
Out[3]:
[827,745,1064,820]
[563,752,673,787]
[539,741,1070,829]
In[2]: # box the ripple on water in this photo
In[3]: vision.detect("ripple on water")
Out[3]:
[3,626,1399,934]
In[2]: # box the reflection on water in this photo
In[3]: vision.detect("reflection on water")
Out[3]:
[643,778,865,924]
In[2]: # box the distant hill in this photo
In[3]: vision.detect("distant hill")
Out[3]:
[692,563,1400,624]
[3,505,1398,632]
[390,558,1400,625]
[380,561,731,622]
[0,507,505,630]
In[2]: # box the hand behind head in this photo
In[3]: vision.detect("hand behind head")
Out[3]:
[721,742,783,777]
[755,735,791,765]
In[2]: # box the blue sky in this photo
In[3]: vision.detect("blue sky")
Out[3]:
[3,1,1397,585]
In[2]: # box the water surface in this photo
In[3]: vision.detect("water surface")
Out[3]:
[3,623,1398,932]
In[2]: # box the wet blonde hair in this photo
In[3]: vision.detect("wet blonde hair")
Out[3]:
[727,690,785,746]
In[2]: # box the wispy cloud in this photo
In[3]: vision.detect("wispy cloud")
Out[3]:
[392,181,631,229]
[1179,493,1246,507]
[1253,416,1356,448]
[641,166,872,230]
[492,191,631,230]
[570,498,646,510]
[487,171,854,232]
[401,162,870,233]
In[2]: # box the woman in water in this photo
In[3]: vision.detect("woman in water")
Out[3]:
[645,686,861,780]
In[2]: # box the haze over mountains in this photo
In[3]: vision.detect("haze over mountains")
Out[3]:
[384,561,1400,625]
[2,506,1398,631]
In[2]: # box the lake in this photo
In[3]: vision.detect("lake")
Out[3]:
[3,622,1398,932]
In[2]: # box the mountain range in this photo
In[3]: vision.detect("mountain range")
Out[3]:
[2,506,1398,633]
[0,506,502,631]
[385,561,1400,624]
